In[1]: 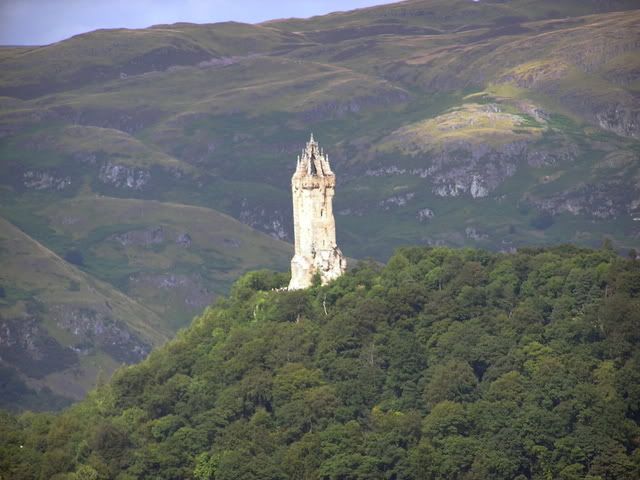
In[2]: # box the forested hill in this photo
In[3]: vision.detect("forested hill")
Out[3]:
[2,0,640,405]
[2,245,640,479]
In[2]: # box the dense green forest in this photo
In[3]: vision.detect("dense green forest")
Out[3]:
[1,245,639,480]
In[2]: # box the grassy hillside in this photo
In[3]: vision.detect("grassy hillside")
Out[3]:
[36,196,292,328]
[267,0,640,31]
[0,0,639,407]
[1,245,639,479]
[0,194,291,406]
[0,217,169,407]
[0,22,308,98]
[1,7,637,252]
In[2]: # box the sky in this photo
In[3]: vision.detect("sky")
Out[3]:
[0,0,397,45]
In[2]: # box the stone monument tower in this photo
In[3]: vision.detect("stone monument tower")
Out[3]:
[288,134,347,290]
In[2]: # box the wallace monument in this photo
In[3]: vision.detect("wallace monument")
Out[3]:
[288,134,347,290]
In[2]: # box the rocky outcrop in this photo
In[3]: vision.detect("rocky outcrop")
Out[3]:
[433,172,493,199]
[176,233,192,247]
[417,208,435,222]
[596,103,640,139]
[0,316,78,377]
[51,306,150,364]
[99,162,150,189]
[111,227,165,246]
[365,166,411,177]
[110,227,198,249]
[427,140,563,198]
[239,199,289,240]
[23,171,71,191]
[379,192,415,209]
[465,227,489,241]
[367,138,577,199]
[373,101,583,199]
[529,180,632,219]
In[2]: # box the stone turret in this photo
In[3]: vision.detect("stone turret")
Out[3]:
[288,134,347,290]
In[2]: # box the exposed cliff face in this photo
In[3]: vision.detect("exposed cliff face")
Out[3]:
[51,305,150,364]
[428,142,519,198]
[417,208,434,222]
[111,227,165,246]
[528,180,633,219]
[239,199,290,241]
[428,139,578,198]
[596,103,640,139]
[0,217,169,405]
[23,171,71,191]
[0,302,156,401]
[0,316,78,378]
[372,102,581,199]
[99,162,150,190]
[380,192,415,209]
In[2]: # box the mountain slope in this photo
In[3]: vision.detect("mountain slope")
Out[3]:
[0,217,169,406]
[1,3,638,258]
[0,193,292,406]
[35,195,293,328]
[267,0,640,31]
[1,245,638,479]
[0,22,308,98]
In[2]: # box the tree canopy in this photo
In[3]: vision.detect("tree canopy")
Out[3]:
[2,245,639,480]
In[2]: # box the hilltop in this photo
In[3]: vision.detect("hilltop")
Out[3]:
[1,245,639,479]
[1,0,640,406]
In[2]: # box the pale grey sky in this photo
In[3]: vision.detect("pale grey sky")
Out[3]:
[0,0,396,45]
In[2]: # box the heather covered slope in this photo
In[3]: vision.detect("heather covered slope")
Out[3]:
[1,245,639,479]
